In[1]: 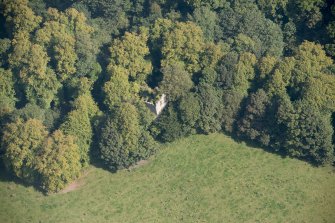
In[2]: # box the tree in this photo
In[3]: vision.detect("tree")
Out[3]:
[154,104,185,142]
[1,119,48,183]
[256,0,289,19]
[2,0,42,36]
[191,6,220,42]
[200,43,226,70]
[60,110,91,167]
[161,21,205,73]
[99,103,141,170]
[237,89,273,146]
[71,90,101,119]
[183,0,227,10]
[218,3,284,58]
[280,101,334,165]
[293,0,325,28]
[36,8,94,81]
[7,20,60,108]
[159,63,193,101]
[6,103,60,131]
[0,69,16,117]
[60,89,100,166]
[77,0,132,21]
[35,130,81,193]
[219,52,257,133]
[73,18,101,80]
[216,52,239,89]
[103,66,139,109]
[135,131,158,161]
[301,73,335,112]
[281,42,333,104]
[257,56,277,81]
[0,38,11,67]
[221,90,245,133]
[293,41,332,81]
[197,83,222,134]
[108,30,152,85]
[233,34,258,56]
[18,44,61,108]
[234,52,257,92]
[178,92,201,135]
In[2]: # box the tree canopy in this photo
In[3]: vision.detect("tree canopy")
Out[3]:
[0,0,334,193]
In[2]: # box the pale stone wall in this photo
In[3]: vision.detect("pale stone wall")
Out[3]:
[144,94,167,116]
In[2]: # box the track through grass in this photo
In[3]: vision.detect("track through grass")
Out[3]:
[0,134,334,222]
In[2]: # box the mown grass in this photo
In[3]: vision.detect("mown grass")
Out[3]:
[0,133,334,223]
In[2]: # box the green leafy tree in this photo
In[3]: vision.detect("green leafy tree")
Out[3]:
[234,53,257,92]
[218,3,284,57]
[0,69,16,117]
[99,103,141,170]
[233,34,258,55]
[281,42,333,105]
[7,103,60,131]
[60,88,100,166]
[159,63,193,101]
[294,0,325,28]
[237,89,273,146]
[103,66,139,109]
[257,56,277,81]
[191,6,220,42]
[154,105,185,142]
[219,52,257,133]
[18,44,61,108]
[72,91,101,119]
[257,0,289,19]
[36,130,81,193]
[178,93,201,135]
[36,8,94,81]
[200,43,226,70]
[135,100,156,129]
[221,90,245,133]
[301,73,335,112]
[257,0,325,28]
[283,20,297,54]
[279,101,334,165]
[0,38,11,66]
[161,21,205,73]
[77,0,131,30]
[135,131,158,161]
[183,0,227,9]
[197,83,222,134]
[294,41,332,80]
[60,110,91,166]
[2,0,42,35]
[108,30,152,84]
[216,52,239,89]
[6,14,60,109]
[1,119,48,183]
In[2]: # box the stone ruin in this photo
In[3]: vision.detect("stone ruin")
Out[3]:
[144,94,168,116]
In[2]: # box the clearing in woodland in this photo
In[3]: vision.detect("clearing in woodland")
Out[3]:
[0,134,334,223]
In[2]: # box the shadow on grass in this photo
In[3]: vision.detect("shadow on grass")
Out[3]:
[0,160,39,190]
[222,130,327,168]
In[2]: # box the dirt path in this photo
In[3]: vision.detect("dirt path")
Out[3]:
[59,169,91,194]
[127,160,149,171]
[59,160,149,194]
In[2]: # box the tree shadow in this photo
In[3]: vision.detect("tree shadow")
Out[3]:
[0,161,51,195]
[0,162,37,189]
[223,130,328,168]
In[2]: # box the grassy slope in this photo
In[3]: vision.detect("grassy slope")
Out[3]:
[0,134,334,223]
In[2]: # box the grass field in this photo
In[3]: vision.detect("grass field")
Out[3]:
[0,133,334,223]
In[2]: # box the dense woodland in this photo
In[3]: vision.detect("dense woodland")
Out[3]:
[0,0,334,193]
